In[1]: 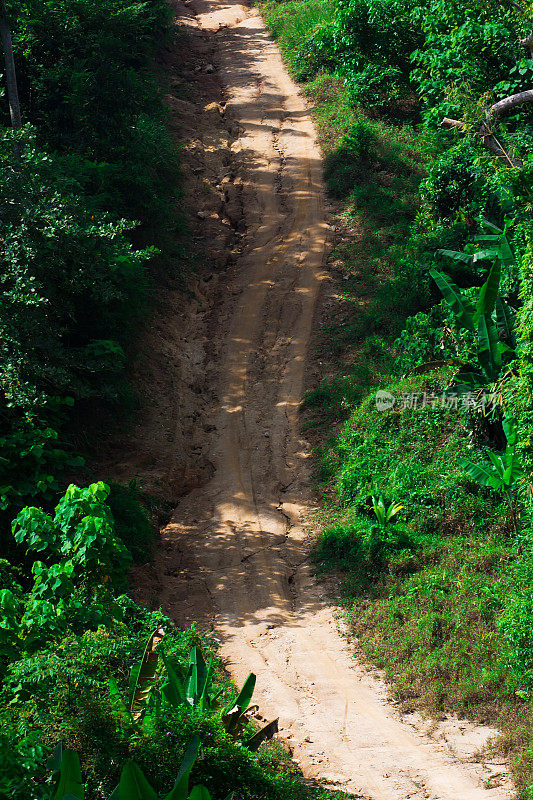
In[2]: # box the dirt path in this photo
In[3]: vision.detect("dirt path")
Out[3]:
[138,2,512,797]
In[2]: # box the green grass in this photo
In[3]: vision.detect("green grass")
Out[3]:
[310,373,533,791]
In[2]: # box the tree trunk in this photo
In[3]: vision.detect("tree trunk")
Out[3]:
[0,0,21,156]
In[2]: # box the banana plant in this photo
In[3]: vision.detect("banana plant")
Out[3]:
[109,636,277,752]
[430,219,517,392]
[162,652,278,750]
[459,414,524,529]
[372,496,404,527]
[161,646,223,713]
[109,627,165,727]
[49,737,234,800]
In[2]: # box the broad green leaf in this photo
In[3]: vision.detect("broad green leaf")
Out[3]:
[226,673,256,715]
[176,736,199,785]
[473,260,501,324]
[117,760,158,800]
[430,270,474,331]
[477,314,501,380]
[503,414,518,446]
[164,736,200,800]
[48,742,64,773]
[161,652,188,708]
[472,247,499,263]
[436,249,473,264]
[498,234,516,269]
[187,647,207,706]
[503,455,524,487]
[129,627,164,722]
[487,451,505,478]
[494,297,516,343]
[188,787,212,800]
[477,216,502,233]
[459,459,503,491]
[53,750,84,800]
[199,657,214,711]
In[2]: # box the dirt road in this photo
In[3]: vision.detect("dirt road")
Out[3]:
[145,2,512,797]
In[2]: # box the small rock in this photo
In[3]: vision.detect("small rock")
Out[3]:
[205,63,215,73]
[197,211,208,219]
[204,101,223,115]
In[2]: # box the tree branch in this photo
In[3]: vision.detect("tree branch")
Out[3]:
[487,89,533,121]
[441,87,533,168]
[519,31,533,56]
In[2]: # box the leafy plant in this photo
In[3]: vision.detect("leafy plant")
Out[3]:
[161,648,278,749]
[430,220,517,391]
[4,483,131,651]
[371,496,404,526]
[459,414,524,527]
[48,737,234,800]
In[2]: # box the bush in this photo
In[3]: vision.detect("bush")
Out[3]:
[314,517,414,581]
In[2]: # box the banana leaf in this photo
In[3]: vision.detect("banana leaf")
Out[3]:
[164,736,200,800]
[459,458,503,491]
[430,270,474,331]
[198,657,214,711]
[161,652,189,709]
[53,748,84,800]
[503,454,524,488]
[487,451,505,477]
[477,314,501,381]
[503,414,518,446]
[477,216,502,233]
[494,297,516,344]
[436,249,474,264]
[472,247,499,263]
[473,259,501,324]
[187,647,207,706]
[116,761,158,800]
[129,627,164,723]
[231,673,256,714]
[498,234,516,269]
[247,718,279,752]
[188,788,212,800]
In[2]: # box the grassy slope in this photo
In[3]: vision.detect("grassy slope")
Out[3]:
[261,1,533,794]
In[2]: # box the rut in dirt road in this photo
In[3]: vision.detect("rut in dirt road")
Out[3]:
[144,1,512,797]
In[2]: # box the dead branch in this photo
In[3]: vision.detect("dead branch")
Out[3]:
[441,116,520,166]
[441,87,533,167]
[487,89,533,121]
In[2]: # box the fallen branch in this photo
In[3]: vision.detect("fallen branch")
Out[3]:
[441,88,533,167]
[487,89,533,121]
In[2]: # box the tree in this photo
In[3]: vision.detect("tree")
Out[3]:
[0,0,21,156]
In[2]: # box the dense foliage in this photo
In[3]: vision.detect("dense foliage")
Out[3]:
[0,0,183,558]
[262,0,533,792]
